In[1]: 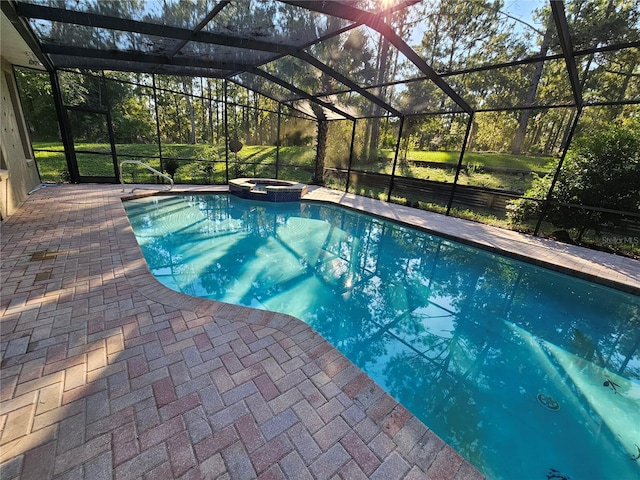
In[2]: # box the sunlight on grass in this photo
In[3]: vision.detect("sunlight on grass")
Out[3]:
[31,141,562,234]
[383,149,556,171]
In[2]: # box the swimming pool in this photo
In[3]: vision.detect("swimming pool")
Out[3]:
[124,194,640,479]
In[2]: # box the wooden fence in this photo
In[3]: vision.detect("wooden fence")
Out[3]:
[325,169,520,214]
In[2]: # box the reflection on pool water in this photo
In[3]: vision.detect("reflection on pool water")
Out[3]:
[124,194,640,480]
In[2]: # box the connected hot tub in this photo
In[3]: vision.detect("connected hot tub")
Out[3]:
[228,178,308,202]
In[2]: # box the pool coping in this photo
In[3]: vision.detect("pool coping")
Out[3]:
[302,187,640,295]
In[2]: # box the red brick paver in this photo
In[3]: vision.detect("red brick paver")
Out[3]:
[1,185,486,479]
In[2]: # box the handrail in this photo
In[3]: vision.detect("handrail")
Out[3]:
[119,160,174,192]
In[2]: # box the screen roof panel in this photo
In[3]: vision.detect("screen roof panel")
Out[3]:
[48,55,160,74]
[566,0,640,51]
[287,98,350,121]
[179,40,278,66]
[387,78,463,115]
[579,47,640,103]
[29,19,183,53]
[6,0,630,119]
[316,91,372,119]
[23,0,222,29]
[305,24,425,90]
[203,0,353,46]
[443,58,575,111]
[229,72,298,103]
[405,0,553,74]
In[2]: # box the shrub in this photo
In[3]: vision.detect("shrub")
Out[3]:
[547,124,640,238]
[506,173,550,224]
[507,123,640,240]
[163,158,180,179]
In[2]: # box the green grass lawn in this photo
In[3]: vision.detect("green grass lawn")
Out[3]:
[33,142,552,193]
[383,149,556,171]
[33,142,317,183]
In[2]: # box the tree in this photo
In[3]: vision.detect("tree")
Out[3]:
[311,103,328,184]
[104,72,156,143]
[557,0,640,144]
[14,69,59,141]
[510,16,553,155]
[552,123,640,238]
[417,0,507,73]
[182,77,197,144]
[407,0,522,153]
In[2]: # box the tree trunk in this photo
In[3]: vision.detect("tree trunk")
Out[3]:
[311,103,328,184]
[173,95,182,142]
[186,95,196,144]
[543,119,558,154]
[368,36,390,157]
[253,92,260,144]
[610,56,638,120]
[215,81,221,143]
[207,79,213,143]
[183,78,196,144]
[511,25,552,155]
[200,78,206,142]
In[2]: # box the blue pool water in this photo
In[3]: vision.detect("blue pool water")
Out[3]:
[124,194,640,479]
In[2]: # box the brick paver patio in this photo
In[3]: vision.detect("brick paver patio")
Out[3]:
[1,185,486,479]
[3,184,638,479]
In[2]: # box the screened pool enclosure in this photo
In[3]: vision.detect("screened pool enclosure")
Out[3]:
[4,0,640,248]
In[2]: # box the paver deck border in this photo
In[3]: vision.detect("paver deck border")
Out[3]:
[301,187,640,295]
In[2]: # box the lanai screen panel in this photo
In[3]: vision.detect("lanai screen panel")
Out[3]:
[278,107,318,183]
[325,120,354,171]
[565,0,640,51]
[578,48,640,104]
[578,103,640,135]
[155,65,234,78]
[389,79,464,115]
[202,0,352,46]
[407,0,551,72]
[304,24,424,88]
[27,20,181,53]
[22,0,221,27]
[442,59,575,111]
[315,93,370,119]
[179,41,276,68]
[262,56,344,96]
[57,69,108,109]
[230,72,298,103]
[288,99,351,121]
[103,74,159,151]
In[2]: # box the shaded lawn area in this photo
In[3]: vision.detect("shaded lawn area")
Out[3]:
[32,143,316,183]
[382,149,556,171]
[32,142,553,192]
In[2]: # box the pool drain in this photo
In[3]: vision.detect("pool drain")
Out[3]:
[537,393,560,411]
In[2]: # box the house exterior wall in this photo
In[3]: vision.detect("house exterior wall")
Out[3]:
[0,58,41,219]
